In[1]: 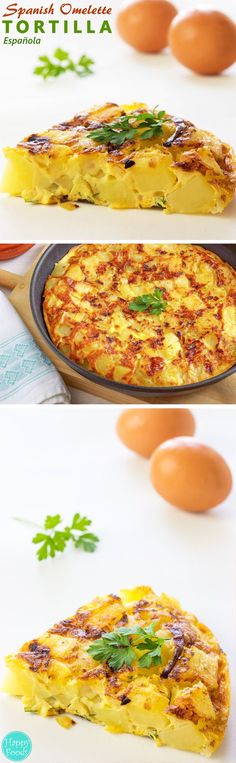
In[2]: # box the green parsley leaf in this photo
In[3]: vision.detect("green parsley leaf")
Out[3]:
[36,541,52,561]
[34,50,94,80]
[44,514,62,530]
[52,531,68,553]
[148,729,158,740]
[138,644,162,668]
[88,632,136,671]
[71,512,92,532]
[33,535,56,561]
[90,108,171,148]
[128,288,167,316]
[32,532,48,543]
[15,513,99,561]
[108,646,136,671]
[155,197,166,209]
[138,651,154,668]
[87,622,169,671]
[74,532,99,553]
[54,48,69,62]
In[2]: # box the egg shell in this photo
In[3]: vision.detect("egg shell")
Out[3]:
[150,436,232,511]
[117,0,177,53]
[169,9,236,75]
[116,408,195,457]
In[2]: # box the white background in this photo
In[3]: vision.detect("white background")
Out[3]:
[0,404,235,762]
[0,0,236,240]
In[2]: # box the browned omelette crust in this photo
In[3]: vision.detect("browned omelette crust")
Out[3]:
[17,103,236,197]
[15,589,230,753]
[42,244,236,387]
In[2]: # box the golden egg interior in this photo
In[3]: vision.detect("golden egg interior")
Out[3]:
[4,587,230,757]
[42,244,236,387]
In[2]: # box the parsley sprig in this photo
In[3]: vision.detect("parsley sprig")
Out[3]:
[129,288,167,316]
[34,49,94,80]
[14,513,99,561]
[87,621,168,671]
[90,108,169,147]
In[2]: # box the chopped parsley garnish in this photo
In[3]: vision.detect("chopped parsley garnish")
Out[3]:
[87,621,169,671]
[155,197,166,209]
[34,49,94,79]
[128,288,167,316]
[90,108,169,147]
[14,513,99,560]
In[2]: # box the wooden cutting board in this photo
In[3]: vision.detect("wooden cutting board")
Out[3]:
[0,251,235,404]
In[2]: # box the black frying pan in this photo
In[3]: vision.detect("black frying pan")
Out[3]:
[30,244,236,398]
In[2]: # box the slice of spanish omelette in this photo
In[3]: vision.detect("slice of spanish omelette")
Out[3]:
[2,102,236,214]
[4,586,230,756]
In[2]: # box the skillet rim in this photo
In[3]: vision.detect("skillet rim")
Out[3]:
[30,243,236,398]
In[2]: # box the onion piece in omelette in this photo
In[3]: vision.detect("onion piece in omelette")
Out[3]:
[42,244,236,387]
[4,587,230,756]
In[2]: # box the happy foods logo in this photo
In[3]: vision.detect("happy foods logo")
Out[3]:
[1,2,113,44]
[1,732,32,761]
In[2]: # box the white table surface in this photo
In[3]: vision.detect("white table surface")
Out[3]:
[0,0,236,240]
[0,405,235,763]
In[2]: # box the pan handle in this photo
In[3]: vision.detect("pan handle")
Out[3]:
[0,269,22,290]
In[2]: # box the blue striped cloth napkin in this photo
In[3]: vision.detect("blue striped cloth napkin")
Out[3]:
[0,292,71,404]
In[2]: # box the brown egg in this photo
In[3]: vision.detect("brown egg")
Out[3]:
[169,9,236,75]
[150,437,232,511]
[116,408,195,458]
[117,0,177,53]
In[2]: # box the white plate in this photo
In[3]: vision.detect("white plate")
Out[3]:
[0,405,235,762]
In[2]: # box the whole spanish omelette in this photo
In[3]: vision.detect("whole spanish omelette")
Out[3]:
[42,245,236,387]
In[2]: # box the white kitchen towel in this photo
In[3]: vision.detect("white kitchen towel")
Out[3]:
[0,292,71,404]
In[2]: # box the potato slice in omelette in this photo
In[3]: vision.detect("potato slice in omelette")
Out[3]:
[2,102,236,214]
[4,586,230,756]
